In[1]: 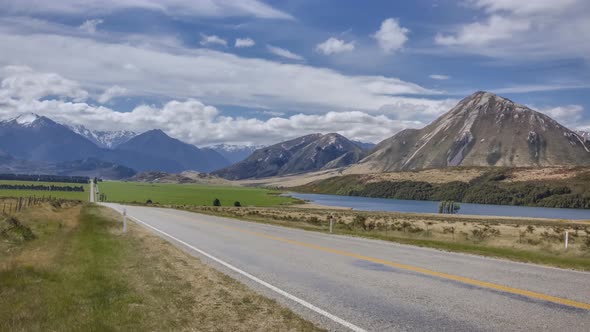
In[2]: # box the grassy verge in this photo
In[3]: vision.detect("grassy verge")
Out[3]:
[0,202,323,331]
[177,205,590,271]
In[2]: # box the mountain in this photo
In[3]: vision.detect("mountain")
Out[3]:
[68,124,136,149]
[210,144,263,164]
[214,133,367,180]
[114,129,230,173]
[0,154,135,180]
[356,91,590,172]
[0,113,102,162]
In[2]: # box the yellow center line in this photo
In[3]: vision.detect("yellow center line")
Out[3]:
[160,208,590,311]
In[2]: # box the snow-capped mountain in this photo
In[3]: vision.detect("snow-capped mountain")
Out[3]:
[209,144,264,164]
[68,124,136,149]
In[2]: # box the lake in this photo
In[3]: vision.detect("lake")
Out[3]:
[287,193,590,221]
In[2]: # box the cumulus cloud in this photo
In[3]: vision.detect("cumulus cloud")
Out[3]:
[316,37,355,55]
[267,45,304,61]
[0,66,87,101]
[435,0,590,60]
[3,0,293,20]
[372,18,409,53]
[200,34,227,47]
[78,18,103,34]
[98,85,128,103]
[0,68,453,145]
[235,38,255,48]
[538,104,584,128]
[429,74,450,80]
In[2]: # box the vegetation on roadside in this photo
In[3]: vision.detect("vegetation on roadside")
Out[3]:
[98,181,296,207]
[175,205,590,271]
[0,201,323,331]
[0,180,89,201]
[296,167,590,209]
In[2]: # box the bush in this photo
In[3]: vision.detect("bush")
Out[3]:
[146,199,153,204]
[234,201,241,207]
[352,215,367,230]
[213,198,221,207]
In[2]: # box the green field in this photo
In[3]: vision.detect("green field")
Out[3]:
[0,180,89,201]
[98,181,295,207]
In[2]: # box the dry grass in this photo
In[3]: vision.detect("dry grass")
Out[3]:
[505,166,588,182]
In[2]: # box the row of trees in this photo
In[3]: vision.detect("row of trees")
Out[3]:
[0,174,90,184]
[0,184,85,192]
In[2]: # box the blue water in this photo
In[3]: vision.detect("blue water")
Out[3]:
[287,193,590,220]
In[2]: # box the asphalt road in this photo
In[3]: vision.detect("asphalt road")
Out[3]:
[89,180,95,203]
[102,203,590,332]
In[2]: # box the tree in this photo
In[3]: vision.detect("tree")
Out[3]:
[213,198,221,207]
[234,201,241,207]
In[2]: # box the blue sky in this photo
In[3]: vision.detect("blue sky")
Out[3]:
[0,0,588,146]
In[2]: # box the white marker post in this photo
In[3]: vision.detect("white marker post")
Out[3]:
[123,208,127,233]
[329,213,334,234]
[565,231,569,249]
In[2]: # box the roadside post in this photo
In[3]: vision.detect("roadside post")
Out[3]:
[565,231,569,249]
[329,213,334,234]
[123,208,127,233]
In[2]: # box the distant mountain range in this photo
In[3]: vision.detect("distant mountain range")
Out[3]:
[214,133,367,180]
[0,113,230,176]
[354,91,590,172]
[3,91,589,181]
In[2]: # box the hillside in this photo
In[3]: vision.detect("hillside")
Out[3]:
[354,91,590,172]
[297,166,590,209]
[214,133,366,180]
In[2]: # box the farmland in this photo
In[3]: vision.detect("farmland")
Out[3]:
[0,180,89,201]
[98,181,296,207]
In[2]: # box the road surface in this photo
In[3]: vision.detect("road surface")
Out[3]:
[89,179,95,203]
[102,203,590,332]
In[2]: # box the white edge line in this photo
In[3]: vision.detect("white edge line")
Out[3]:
[109,205,366,332]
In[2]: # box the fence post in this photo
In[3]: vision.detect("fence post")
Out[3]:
[123,208,127,233]
[329,213,334,234]
[565,231,569,249]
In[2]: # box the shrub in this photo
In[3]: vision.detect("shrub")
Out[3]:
[352,215,367,230]
[213,198,221,207]
[233,201,241,207]
[146,199,153,204]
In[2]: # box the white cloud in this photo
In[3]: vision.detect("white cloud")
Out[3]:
[538,104,584,127]
[98,85,128,103]
[78,19,103,34]
[429,74,450,80]
[200,34,227,47]
[435,0,590,60]
[316,37,355,55]
[267,45,304,61]
[235,38,255,48]
[0,68,455,145]
[435,15,530,46]
[372,18,409,53]
[0,66,87,101]
[492,83,590,94]
[3,0,293,20]
[0,24,449,118]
